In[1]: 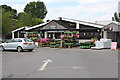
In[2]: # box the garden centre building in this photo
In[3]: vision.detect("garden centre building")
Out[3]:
[11,17,120,46]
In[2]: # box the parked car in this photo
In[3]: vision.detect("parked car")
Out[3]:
[0,38,36,52]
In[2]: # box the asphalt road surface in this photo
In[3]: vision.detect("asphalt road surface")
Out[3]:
[2,47,118,78]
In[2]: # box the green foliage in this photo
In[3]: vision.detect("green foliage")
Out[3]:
[1,3,46,39]
[1,5,17,14]
[18,12,32,26]
[112,12,120,22]
[2,9,24,38]
[24,1,47,19]
[1,5,17,19]
[32,17,44,26]
[18,12,44,26]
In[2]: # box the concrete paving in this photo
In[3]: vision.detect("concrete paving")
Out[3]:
[2,48,118,78]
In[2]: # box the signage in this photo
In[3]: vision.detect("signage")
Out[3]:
[50,26,56,29]
[111,42,117,50]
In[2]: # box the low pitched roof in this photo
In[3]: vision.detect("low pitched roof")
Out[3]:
[12,27,28,33]
[12,17,113,33]
[108,21,119,25]
[59,17,104,28]
[25,21,50,31]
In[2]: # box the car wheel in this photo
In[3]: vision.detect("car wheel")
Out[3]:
[28,49,33,52]
[1,46,5,51]
[17,46,23,52]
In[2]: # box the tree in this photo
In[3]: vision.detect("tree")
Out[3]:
[2,9,16,38]
[18,12,32,26]
[1,3,46,39]
[112,12,120,22]
[18,12,44,26]
[1,5,24,39]
[24,1,47,19]
[32,17,44,26]
[1,5,17,19]
[2,9,24,38]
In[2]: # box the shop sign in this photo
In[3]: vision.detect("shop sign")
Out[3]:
[111,42,117,50]
[50,26,56,29]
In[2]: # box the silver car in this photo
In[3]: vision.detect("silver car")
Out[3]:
[0,38,36,52]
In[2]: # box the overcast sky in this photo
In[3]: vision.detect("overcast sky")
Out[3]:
[0,0,119,22]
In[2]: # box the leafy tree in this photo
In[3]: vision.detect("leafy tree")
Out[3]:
[2,9,16,38]
[32,17,44,26]
[18,12,32,26]
[1,3,46,39]
[112,12,120,22]
[1,5,17,19]
[24,1,47,19]
[1,5,24,39]
[18,12,44,26]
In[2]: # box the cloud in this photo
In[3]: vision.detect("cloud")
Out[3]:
[29,0,78,4]
[78,0,101,4]
[0,0,119,22]
[10,4,26,13]
[45,1,118,22]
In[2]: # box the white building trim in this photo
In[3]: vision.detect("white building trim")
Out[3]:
[12,27,27,39]
[25,21,51,30]
[59,17,104,28]
[12,27,27,33]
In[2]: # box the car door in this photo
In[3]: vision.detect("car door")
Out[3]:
[4,39,14,49]
[12,39,19,49]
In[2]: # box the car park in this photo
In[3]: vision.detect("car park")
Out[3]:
[0,38,36,52]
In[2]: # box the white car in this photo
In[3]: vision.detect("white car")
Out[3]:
[0,38,36,52]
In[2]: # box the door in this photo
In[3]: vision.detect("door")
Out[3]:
[4,39,14,49]
[4,39,18,50]
[55,32,61,39]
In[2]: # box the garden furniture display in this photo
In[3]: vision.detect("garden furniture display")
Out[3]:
[91,39,112,49]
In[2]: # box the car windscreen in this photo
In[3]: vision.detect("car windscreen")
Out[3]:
[24,39,33,42]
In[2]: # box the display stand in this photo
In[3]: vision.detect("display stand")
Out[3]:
[62,32,77,48]
[80,41,95,49]
[26,32,39,41]
[49,39,61,48]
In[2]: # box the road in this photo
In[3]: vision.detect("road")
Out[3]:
[2,47,118,78]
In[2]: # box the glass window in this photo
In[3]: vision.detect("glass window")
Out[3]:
[14,39,22,42]
[7,39,14,43]
[18,39,22,42]
[24,39,33,42]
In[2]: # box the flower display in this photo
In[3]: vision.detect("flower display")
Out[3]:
[38,38,50,42]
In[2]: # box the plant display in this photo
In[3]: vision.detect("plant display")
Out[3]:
[62,32,77,48]
[38,38,49,43]
[80,42,95,49]
[49,39,61,48]
[26,32,39,41]
[91,37,98,42]
[38,38,50,47]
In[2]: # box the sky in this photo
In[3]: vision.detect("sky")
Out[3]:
[0,0,119,22]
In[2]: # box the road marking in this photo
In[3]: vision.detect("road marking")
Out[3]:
[39,59,52,71]
[72,66,82,69]
[48,66,86,69]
